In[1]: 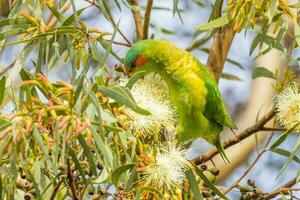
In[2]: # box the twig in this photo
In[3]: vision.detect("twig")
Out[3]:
[224,149,266,194]
[143,0,153,39]
[206,0,236,82]
[264,177,298,199]
[84,0,132,46]
[192,110,276,165]
[104,39,132,47]
[261,127,286,132]
[0,59,17,76]
[49,178,64,200]
[80,185,87,200]
[67,159,79,200]
[127,0,143,41]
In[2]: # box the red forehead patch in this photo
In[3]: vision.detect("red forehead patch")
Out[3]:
[135,55,147,67]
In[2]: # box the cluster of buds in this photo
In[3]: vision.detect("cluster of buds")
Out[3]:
[198,164,220,199]
[19,12,48,38]
[0,74,92,158]
[72,33,86,51]
[238,179,264,200]
[225,0,296,32]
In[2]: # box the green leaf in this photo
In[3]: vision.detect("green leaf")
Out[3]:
[221,73,242,81]
[0,18,33,27]
[61,7,87,26]
[185,169,203,200]
[140,186,163,199]
[192,163,229,200]
[90,126,114,168]
[0,119,11,131]
[252,67,276,79]
[297,168,300,182]
[290,2,300,8]
[126,71,145,89]
[98,86,151,115]
[226,58,244,70]
[24,169,42,200]
[87,90,103,121]
[78,134,98,176]
[70,0,80,25]
[97,0,113,20]
[250,33,262,55]
[46,3,65,22]
[270,123,300,149]
[33,125,49,159]
[278,135,300,177]
[6,44,33,86]
[125,166,138,191]
[98,37,124,63]
[294,23,300,48]
[69,148,87,184]
[271,148,300,163]
[0,28,26,41]
[0,76,6,105]
[197,15,231,31]
[111,163,137,186]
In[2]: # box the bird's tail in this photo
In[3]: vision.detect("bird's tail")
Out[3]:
[214,139,230,164]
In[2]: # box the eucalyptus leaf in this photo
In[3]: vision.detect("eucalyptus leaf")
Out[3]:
[111,163,137,186]
[185,169,203,200]
[252,67,276,80]
[98,86,151,115]
[0,76,6,105]
[271,148,300,163]
[197,15,231,31]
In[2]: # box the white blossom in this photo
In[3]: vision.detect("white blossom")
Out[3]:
[143,142,189,191]
[120,74,177,135]
[275,83,300,132]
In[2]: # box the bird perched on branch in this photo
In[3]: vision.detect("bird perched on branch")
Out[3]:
[124,39,236,162]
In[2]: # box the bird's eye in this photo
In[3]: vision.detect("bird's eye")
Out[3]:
[135,55,147,68]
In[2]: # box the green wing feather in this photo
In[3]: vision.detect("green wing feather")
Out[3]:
[198,64,236,129]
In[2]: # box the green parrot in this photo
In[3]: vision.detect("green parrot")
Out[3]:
[124,39,236,162]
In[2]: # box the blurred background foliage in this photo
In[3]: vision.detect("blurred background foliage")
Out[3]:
[0,0,299,199]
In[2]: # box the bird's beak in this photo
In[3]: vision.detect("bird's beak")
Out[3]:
[124,66,132,77]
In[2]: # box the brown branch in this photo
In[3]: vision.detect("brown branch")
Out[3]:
[49,178,64,200]
[264,177,298,199]
[127,0,143,41]
[192,109,276,165]
[224,149,266,194]
[261,127,286,132]
[67,159,79,200]
[207,24,236,82]
[206,0,236,82]
[143,0,153,39]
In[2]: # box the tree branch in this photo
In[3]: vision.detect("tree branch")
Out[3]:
[143,0,153,39]
[67,159,79,200]
[192,110,276,165]
[49,178,64,200]
[264,177,298,199]
[207,24,236,82]
[206,0,236,82]
[127,0,143,41]
[224,149,266,194]
[84,0,132,46]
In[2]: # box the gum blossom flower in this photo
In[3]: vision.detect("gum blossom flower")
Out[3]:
[275,83,300,132]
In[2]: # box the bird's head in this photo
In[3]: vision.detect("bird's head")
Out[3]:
[124,39,170,75]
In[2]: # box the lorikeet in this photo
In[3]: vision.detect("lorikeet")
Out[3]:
[124,39,236,162]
